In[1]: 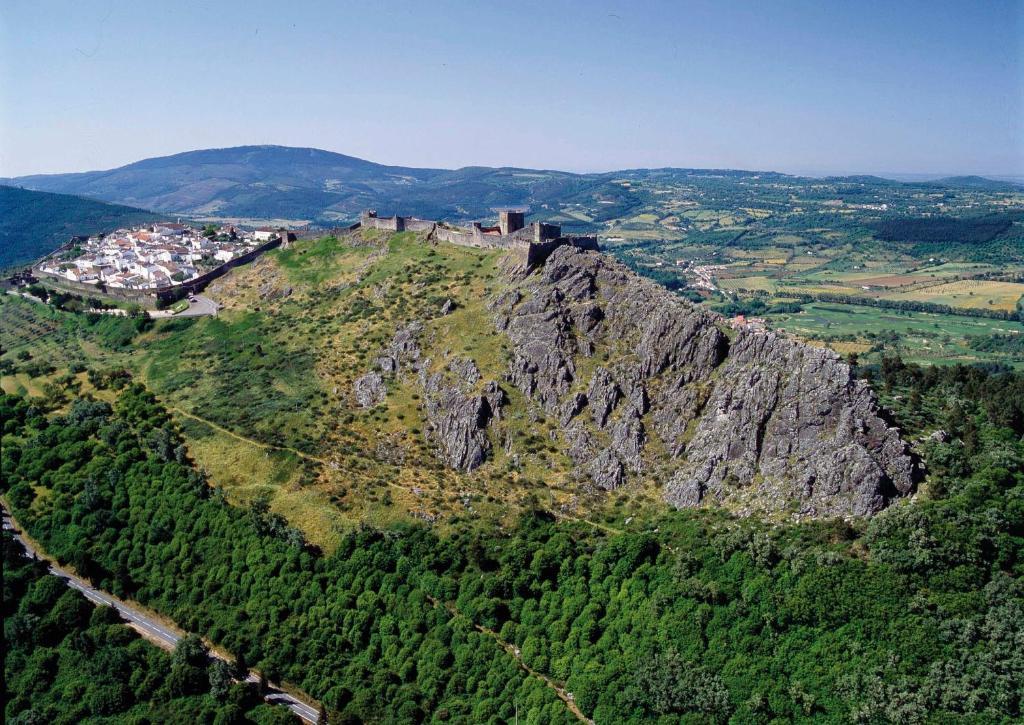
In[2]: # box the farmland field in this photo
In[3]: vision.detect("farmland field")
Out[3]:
[717,275,779,292]
[880,279,1024,311]
[767,302,1024,367]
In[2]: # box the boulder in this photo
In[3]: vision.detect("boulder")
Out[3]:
[353,372,386,408]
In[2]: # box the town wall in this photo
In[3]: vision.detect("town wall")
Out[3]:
[34,273,167,308]
[172,235,283,296]
[34,235,283,307]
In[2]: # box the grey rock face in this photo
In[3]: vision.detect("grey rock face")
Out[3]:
[587,367,621,428]
[493,245,918,517]
[377,322,423,376]
[589,449,624,491]
[258,282,292,300]
[353,372,386,408]
[559,392,588,425]
[611,407,646,473]
[373,322,505,472]
[484,380,506,421]
[448,357,481,386]
[420,360,503,470]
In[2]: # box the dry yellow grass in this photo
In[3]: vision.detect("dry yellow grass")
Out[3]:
[718,276,778,292]
[1,374,47,397]
[882,279,1024,311]
[807,340,873,355]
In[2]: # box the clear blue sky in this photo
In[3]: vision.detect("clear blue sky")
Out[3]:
[1,0,1021,177]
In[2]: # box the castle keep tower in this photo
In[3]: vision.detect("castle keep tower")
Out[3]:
[498,210,525,236]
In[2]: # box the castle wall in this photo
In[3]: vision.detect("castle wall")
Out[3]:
[535,222,561,242]
[356,212,601,267]
[526,236,600,267]
[35,273,166,308]
[498,210,525,235]
[360,212,437,234]
[403,219,437,233]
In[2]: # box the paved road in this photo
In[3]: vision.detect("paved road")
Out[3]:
[2,508,318,723]
[150,294,220,318]
[5,290,220,319]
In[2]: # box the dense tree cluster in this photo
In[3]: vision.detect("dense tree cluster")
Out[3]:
[870,215,1014,245]
[0,185,160,270]
[2,366,1022,722]
[967,332,1024,355]
[2,532,293,724]
[1,388,572,724]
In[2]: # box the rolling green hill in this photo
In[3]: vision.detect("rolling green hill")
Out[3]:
[1,228,1022,723]
[0,185,160,270]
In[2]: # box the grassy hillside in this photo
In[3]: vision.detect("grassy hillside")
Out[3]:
[1,230,653,551]
[2,225,1023,722]
[0,185,160,269]
[0,227,1018,547]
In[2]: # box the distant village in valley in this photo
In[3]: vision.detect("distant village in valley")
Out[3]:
[37,222,281,291]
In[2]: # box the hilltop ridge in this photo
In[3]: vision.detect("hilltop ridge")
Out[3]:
[1,225,920,541]
[0,185,160,269]
[200,227,918,527]
[493,245,918,515]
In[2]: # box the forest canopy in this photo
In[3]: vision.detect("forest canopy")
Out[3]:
[2,365,1022,723]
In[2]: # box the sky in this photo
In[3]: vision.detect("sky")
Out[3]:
[1,0,1021,178]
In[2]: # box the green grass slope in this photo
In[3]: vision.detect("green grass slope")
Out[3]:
[1,230,661,549]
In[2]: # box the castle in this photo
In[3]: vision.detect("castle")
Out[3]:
[358,209,599,266]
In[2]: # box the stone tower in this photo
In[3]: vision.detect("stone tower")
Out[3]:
[498,210,525,236]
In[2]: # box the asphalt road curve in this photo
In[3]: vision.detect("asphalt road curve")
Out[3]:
[2,508,318,723]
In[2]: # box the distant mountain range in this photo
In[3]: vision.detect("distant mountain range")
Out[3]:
[0,186,160,270]
[3,145,590,223]
[6,145,1019,225]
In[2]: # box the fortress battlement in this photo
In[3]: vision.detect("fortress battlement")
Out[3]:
[358,210,599,266]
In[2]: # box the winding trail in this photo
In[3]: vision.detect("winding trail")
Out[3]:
[425,594,594,724]
[168,405,410,494]
[167,406,618,722]
[551,511,624,536]
[169,405,330,464]
[6,403,631,724]
[166,405,626,518]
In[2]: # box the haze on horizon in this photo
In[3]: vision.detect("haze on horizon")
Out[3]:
[1,0,1021,179]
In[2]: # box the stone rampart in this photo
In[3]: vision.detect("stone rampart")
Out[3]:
[526,235,601,266]
[358,210,598,267]
[35,273,166,308]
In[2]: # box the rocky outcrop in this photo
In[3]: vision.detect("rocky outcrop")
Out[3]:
[372,321,506,472]
[420,358,504,470]
[376,322,423,375]
[587,368,620,428]
[492,245,918,517]
[352,372,386,408]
